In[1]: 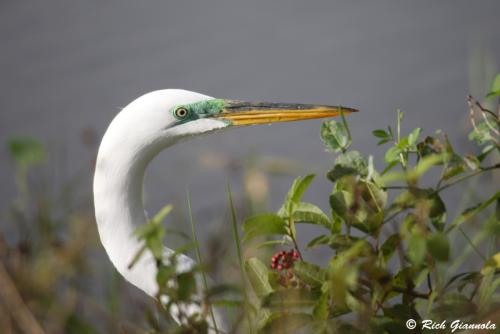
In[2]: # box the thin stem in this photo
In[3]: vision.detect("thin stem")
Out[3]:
[427,272,433,294]
[226,182,253,334]
[0,262,45,334]
[458,226,486,261]
[391,287,430,300]
[382,185,409,190]
[340,109,352,143]
[186,190,219,334]
[436,163,500,193]
[287,216,304,260]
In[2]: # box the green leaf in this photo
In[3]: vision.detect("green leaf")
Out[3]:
[321,120,351,153]
[481,252,500,275]
[328,235,364,252]
[486,73,500,98]
[408,127,422,146]
[433,293,476,319]
[245,257,274,298]
[177,272,197,301]
[407,232,426,266]
[293,261,326,287]
[293,202,331,229]
[426,233,450,262]
[408,154,444,181]
[260,312,312,333]
[313,291,329,320]
[242,213,288,242]
[469,121,496,145]
[280,174,316,216]
[306,234,331,249]
[383,304,420,322]
[151,204,173,224]
[156,264,176,289]
[373,129,390,139]
[262,289,318,308]
[256,239,288,249]
[381,233,401,261]
[289,174,315,204]
[384,146,401,164]
[447,191,500,232]
[328,151,368,182]
[146,234,165,259]
[7,137,46,168]
[327,164,359,182]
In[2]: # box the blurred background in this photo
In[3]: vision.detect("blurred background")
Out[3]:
[0,1,499,333]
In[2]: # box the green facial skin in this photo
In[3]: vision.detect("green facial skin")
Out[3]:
[172,99,226,123]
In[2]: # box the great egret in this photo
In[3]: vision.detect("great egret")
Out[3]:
[93,89,356,330]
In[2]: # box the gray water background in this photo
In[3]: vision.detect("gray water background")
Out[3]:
[1,1,499,255]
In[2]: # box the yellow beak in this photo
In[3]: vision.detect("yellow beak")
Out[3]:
[215,100,358,126]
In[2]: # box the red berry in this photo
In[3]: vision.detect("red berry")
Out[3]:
[283,262,290,269]
[293,251,299,259]
[277,265,283,271]
[271,263,277,269]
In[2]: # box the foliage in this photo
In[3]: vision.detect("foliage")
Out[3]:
[233,91,500,332]
[1,74,499,334]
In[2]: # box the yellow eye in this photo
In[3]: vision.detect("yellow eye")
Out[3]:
[174,107,189,119]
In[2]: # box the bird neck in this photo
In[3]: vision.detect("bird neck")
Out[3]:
[93,135,164,297]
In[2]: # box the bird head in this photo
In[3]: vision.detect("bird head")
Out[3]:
[102,89,357,156]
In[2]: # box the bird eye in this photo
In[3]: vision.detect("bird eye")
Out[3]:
[174,107,189,119]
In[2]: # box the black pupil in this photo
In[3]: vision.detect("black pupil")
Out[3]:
[177,108,187,117]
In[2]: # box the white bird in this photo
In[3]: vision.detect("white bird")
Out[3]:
[93,89,356,331]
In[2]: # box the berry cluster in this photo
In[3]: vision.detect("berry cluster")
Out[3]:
[270,249,300,271]
[270,249,302,288]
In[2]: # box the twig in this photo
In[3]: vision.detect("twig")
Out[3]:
[186,190,219,334]
[0,262,45,334]
[458,227,487,261]
[226,182,253,334]
[390,286,430,300]
[436,163,500,193]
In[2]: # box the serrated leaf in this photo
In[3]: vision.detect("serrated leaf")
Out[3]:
[290,174,315,204]
[312,291,329,320]
[245,257,274,298]
[256,239,288,249]
[280,174,316,216]
[242,213,287,242]
[306,234,330,249]
[294,261,326,287]
[293,202,331,229]
[260,312,312,333]
[262,289,318,308]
